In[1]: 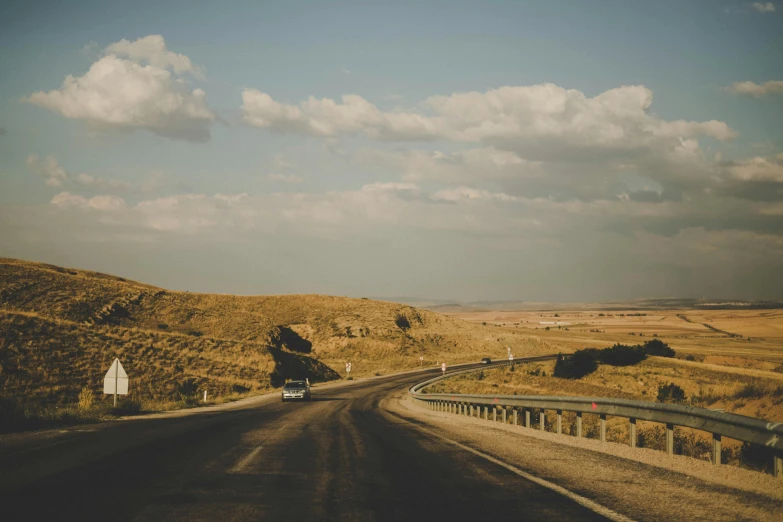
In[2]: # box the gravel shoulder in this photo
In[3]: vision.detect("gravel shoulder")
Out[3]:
[383,391,783,522]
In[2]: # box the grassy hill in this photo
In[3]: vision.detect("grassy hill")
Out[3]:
[0,258,553,429]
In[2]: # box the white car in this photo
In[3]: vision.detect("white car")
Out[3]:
[282,380,311,401]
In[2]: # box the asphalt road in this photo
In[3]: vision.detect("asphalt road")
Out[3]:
[0,369,608,521]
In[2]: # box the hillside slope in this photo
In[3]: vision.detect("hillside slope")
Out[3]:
[0,258,552,410]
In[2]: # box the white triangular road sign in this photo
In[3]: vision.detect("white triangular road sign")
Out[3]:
[104,358,128,379]
[103,358,129,395]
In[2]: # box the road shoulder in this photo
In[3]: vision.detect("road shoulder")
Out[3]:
[382,391,782,522]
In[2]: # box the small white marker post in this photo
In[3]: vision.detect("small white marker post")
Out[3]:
[509,353,514,361]
[419,355,424,367]
[103,358,129,407]
[203,390,208,403]
[346,361,352,378]
[441,362,446,375]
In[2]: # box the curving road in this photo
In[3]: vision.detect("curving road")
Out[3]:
[0,368,608,521]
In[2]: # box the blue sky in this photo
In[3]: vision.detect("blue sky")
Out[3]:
[1,1,782,301]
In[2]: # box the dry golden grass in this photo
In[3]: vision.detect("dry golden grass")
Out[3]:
[0,257,554,429]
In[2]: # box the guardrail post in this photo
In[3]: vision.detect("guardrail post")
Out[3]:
[525,409,531,428]
[629,418,637,448]
[483,406,488,420]
[712,434,721,465]
[502,408,507,424]
[556,410,562,435]
[493,408,497,422]
[666,424,674,455]
[469,404,474,417]
[600,414,607,442]
[513,409,518,426]
[774,454,782,477]
[540,409,545,431]
[576,412,583,438]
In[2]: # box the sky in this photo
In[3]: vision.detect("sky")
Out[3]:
[1,0,782,302]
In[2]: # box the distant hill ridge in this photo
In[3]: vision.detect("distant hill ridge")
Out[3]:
[0,258,544,408]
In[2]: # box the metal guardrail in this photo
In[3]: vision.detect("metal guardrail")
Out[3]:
[410,356,783,476]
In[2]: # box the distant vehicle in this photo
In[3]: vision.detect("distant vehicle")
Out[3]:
[282,380,311,401]
[481,357,492,364]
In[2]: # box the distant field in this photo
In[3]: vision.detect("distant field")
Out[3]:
[447,308,783,365]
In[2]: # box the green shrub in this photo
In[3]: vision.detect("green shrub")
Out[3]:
[596,344,647,366]
[739,442,777,473]
[78,387,94,410]
[175,378,200,404]
[733,383,767,399]
[395,315,411,330]
[554,350,598,379]
[643,339,675,358]
[110,400,142,416]
[657,383,686,403]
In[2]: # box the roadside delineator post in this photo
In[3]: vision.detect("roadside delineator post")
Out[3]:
[712,434,721,465]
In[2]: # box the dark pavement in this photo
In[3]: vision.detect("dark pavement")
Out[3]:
[0,369,607,521]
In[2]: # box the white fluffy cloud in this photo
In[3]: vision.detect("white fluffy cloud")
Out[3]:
[354,147,539,184]
[75,172,132,191]
[104,35,202,77]
[243,84,735,148]
[749,2,776,13]
[26,155,132,191]
[26,36,215,141]
[727,80,783,97]
[267,173,304,184]
[26,155,68,187]
[51,192,126,211]
[727,155,783,182]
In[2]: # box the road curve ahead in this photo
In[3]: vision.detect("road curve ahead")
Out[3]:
[1,369,608,521]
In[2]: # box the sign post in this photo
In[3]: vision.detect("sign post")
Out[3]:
[419,356,424,367]
[441,362,446,375]
[346,361,352,377]
[103,358,128,407]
